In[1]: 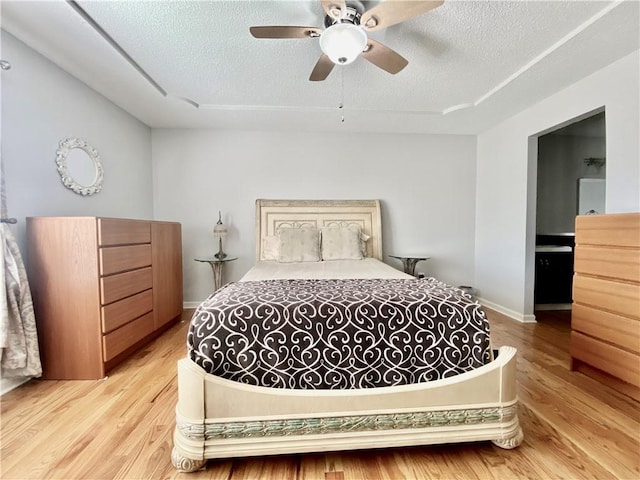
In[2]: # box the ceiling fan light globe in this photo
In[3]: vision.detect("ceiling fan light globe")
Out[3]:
[319,23,367,65]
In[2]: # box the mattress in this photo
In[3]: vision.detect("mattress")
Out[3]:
[239,258,413,281]
[188,260,491,390]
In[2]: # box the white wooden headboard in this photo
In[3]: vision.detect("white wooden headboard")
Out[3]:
[255,199,383,262]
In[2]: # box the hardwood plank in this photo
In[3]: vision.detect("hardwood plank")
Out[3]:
[517,358,639,477]
[230,455,299,480]
[323,472,345,480]
[1,309,639,479]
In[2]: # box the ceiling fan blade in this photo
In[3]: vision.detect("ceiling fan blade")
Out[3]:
[361,39,408,74]
[250,26,322,39]
[360,0,444,31]
[321,0,347,20]
[309,54,335,81]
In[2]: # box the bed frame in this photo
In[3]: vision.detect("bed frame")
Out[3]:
[171,199,523,472]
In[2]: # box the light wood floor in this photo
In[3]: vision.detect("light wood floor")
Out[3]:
[1,308,638,480]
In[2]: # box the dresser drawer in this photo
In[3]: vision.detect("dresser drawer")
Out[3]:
[98,218,151,246]
[102,289,153,334]
[574,245,640,283]
[100,244,152,276]
[572,303,640,355]
[573,275,640,319]
[571,331,640,388]
[102,312,154,362]
[101,267,153,305]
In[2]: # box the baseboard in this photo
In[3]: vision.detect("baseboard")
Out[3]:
[477,297,537,323]
[1,377,31,396]
[534,303,572,311]
[183,302,201,309]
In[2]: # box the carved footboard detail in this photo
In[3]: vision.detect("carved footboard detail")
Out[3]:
[492,427,524,449]
[491,405,524,450]
[178,407,506,440]
[173,402,523,465]
[172,346,523,470]
[170,447,206,473]
[491,403,524,449]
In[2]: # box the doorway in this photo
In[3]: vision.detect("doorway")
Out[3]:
[533,110,606,312]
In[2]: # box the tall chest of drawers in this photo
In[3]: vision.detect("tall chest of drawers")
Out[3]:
[27,217,183,379]
[571,212,640,400]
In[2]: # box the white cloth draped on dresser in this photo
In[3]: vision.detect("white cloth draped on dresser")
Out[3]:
[0,154,42,378]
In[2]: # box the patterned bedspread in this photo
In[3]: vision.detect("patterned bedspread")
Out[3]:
[188,278,491,390]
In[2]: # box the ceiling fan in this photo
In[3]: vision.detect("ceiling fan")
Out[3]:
[250,0,444,81]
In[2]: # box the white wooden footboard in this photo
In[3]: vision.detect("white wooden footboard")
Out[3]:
[172,346,523,472]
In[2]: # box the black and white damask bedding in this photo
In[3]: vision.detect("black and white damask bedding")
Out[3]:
[188,277,491,390]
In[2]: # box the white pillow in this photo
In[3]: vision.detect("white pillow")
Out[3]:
[321,226,363,261]
[262,235,279,261]
[359,231,371,257]
[277,227,321,263]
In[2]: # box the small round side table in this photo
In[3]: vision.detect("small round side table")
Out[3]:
[195,256,238,291]
[389,255,430,276]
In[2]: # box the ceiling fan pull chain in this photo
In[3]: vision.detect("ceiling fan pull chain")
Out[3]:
[340,68,345,123]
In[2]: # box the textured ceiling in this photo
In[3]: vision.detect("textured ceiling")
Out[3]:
[1,0,638,134]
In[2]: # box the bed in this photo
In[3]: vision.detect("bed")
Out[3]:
[171,199,522,472]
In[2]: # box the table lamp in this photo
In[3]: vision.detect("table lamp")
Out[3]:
[213,211,228,259]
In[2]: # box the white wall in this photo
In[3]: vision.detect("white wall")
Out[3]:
[475,50,639,321]
[0,32,153,393]
[152,129,477,305]
[1,31,154,254]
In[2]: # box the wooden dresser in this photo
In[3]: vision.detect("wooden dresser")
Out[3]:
[571,212,640,400]
[27,217,183,380]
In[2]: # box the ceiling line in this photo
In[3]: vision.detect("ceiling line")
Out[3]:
[194,102,443,115]
[66,0,623,119]
[472,0,624,107]
[66,0,167,96]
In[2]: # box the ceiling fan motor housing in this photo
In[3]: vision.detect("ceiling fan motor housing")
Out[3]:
[321,4,367,64]
[323,4,363,28]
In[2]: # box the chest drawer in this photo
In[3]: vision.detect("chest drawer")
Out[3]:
[101,267,153,305]
[102,289,153,334]
[100,244,152,276]
[573,275,640,319]
[98,218,151,246]
[102,312,155,362]
[571,331,640,388]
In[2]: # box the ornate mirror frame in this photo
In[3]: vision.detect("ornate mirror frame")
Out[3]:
[55,137,103,196]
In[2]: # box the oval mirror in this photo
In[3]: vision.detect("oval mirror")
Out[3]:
[55,137,103,196]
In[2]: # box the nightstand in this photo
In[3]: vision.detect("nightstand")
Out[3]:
[389,255,430,276]
[195,256,238,291]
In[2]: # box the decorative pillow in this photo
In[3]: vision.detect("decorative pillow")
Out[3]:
[262,235,279,261]
[321,226,363,261]
[359,231,371,257]
[277,227,321,263]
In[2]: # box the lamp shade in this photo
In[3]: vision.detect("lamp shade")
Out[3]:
[319,23,367,65]
[213,223,228,238]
